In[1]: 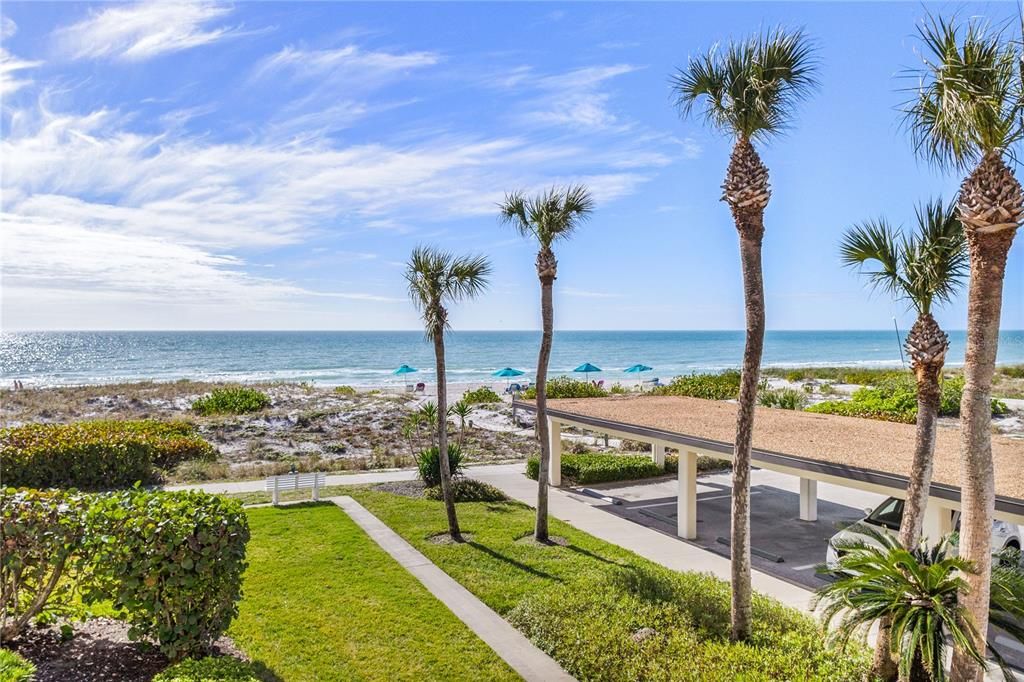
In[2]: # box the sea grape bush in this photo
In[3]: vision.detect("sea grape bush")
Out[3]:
[462,386,503,405]
[0,420,214,490]
[84,490,250,660]
[652,370,749,401]
[523,376,608,399]
[0,488,90,640]
[192,386,271,415]
[0,488,249,661]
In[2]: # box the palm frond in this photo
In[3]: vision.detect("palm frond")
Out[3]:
[498,184,594,249]
[671,26,819,141]
[904,13,1024,171]
[405,246,491,341]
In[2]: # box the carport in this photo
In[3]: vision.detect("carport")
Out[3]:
[515,395,1024,542]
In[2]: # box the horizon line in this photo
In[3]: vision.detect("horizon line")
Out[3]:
[4,328,1020,334]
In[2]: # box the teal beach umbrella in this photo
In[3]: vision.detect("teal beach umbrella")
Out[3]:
[573,362,602,381]
[492,367,525,378]
[393,364,418,376]
[623,364,653,374]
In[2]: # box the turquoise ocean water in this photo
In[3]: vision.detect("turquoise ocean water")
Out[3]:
[2,330,1023,388]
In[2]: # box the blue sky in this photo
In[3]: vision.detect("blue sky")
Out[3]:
[2,1,1022,332]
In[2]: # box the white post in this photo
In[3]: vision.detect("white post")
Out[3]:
[313,474,320,501]
[548,418,562,487]
[677,450,697,539]
[273,477,280,505]
[799,478,817,522]
[921,501,953,545]
[651,440,666,468]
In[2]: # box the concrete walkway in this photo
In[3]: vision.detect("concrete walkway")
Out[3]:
[330,495,575,682]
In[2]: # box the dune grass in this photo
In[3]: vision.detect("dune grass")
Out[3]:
[231,504,518,682]
[349,490,870,681]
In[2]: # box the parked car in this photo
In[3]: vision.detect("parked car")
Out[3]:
[826,496,1021,569]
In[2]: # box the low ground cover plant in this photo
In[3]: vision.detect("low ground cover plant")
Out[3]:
[651,370,745,400]
[0,420,214,490]
[523,376,608,399]
[351,490,870,681]
[151,656,263,682]
[333,385,357,396]
[0,488,248,661]
[192,387,270,416]
[527,453,663,484]
[808,374,1006,424]
[758,387,807,410]
[461,386,502,405]
[0,649,36,682]
[764,366,904,385]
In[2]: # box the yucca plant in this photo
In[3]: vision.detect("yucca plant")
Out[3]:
[816,527,1024,681]
[499,185,594,543]
[905,15,1024,677]
[405,247,491,541]
[449,400,473,448]
[672,27,818,641]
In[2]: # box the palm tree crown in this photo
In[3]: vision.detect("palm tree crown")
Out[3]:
[840,198,967,316]
[905,15,1024,172]
[405,247,491,339]
[498,185,595,251]
[671,27,818,141]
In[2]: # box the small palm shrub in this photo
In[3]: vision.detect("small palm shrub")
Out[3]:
[0,649,36,682]
[152,657,263,682]
[416,445,464,488]
[523,376,608,399]
[0,420,215,490]
[651,370,748,401]
[758,387,807,410]
[192,387,270,415]
[424,478,507,503]
[462,386,502,405]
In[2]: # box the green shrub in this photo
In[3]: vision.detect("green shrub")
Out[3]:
[507,567,868,681]
[0,420,215,490]
[0,649,36,682]
[758,388,807,410]
[609,383,630,395]
[765,366,905,386]
[0,489,90,641]
[415,445,464,488]
[192,387,270,415]
[1000,365,1024,379]
[807,374,1007,424]
[664,453,731,474]
[152,657,262,682]
[424,478,507,503]
[462,386,502,405]
[526,453,662,484]
[84,490,249,661]
[333,385,357,397]
[652,371,745,401]
[523,376,608,399]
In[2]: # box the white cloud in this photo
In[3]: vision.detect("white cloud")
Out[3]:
[251,44,440,82]
[0,18,42,95]
[513,64,641,132]
[53,1,242,61]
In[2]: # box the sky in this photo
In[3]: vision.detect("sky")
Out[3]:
[1,1,1022,332]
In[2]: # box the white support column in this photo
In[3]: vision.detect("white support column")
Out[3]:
[548,418,562,487]
[677,450,697,539]
[921,501,954,545]
[799,478,817,522]
[651,440,666,467]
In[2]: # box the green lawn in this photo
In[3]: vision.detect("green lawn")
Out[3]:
[232,503,519,682]
[349,490,871,681]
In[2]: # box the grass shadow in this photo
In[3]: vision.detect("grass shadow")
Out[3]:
[466,541,562,582]
[563,542,628,567]
[251,659,285,682]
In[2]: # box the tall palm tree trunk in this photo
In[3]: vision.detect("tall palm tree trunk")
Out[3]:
[950,234,1015,680]
[433,328,462,541]
[534,250,557,542]
[723,137,770,642]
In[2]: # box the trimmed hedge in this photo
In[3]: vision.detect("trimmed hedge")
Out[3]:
[664,453,731,474]
[527,453,663,484]
[0,420,215,490]
[192,387,270,416]
[0,488,248,662]
[153,657,262,682]
[0,649,36,682]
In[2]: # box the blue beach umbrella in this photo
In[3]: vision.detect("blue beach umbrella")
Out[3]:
[623,364,653,374]
[573,362,602,381]
[492,367,525,378]
[393,364,418,376]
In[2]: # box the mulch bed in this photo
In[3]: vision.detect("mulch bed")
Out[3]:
[373,480,427,498]
[7,618,244,682]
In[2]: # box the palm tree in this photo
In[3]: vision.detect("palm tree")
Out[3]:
[671,28,818,641]
[499,185,594,543]
[405,247,491,541]
[814,528,1024,682]
[841,200,967,679]
[905,16,1024,677]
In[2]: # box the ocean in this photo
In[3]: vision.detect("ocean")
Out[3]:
[2,330,1023,388]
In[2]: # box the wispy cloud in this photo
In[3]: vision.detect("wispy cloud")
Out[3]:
[1,18,42,95]
[562,287,624,299]
[511,64,641,132]
[252,44,440,82]
[52,1,245,62]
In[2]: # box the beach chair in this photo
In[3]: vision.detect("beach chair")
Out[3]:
[596,379,605,389]
[415,382,426,393]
